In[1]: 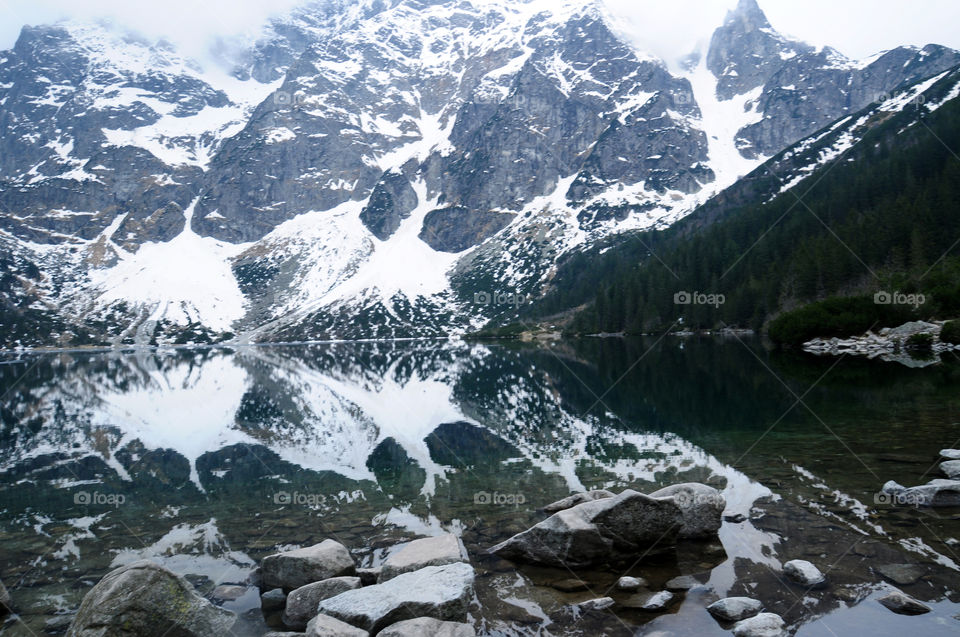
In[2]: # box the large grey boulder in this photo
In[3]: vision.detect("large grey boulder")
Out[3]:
[283,577,362,630]
[318,563,474,633]
[783,560,826,588]
[940,449,960,460]
[877,590,931,615]
[941,460,960,479]
[305,613,369,636]
[881,479,960,507]
[66,560,235,637]
[707,597,763,622]
[490,489,682,568]
[732,612,787,637]
[379,617,476,637]
[542,490,615,513]
[262,540,356,590]
[379,535,468,582]
[649,483,725,538]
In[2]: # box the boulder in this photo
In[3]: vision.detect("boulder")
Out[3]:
[550,578,590,592]
[940,449,960,460]
[66,560,235,637]
[707,597,763,622]
[664,575,703,591]
[616,576,646,592]
[379,535,468,582]
[318,563,474,633]
[490,490,682,568]
[783,560,826,588]
[264,633,306,637]
[941,460,960,479]
[877,590,931,615]
[284,577,362,630]
[261,588,287,612]
[621,590,674,611]
[542,490,616,513]
[874,564,926,586]
[306,613,369,636]
[262,540,356,590]
[732,612,786,637]
[576,597,615,611]
[881,479,960,507]
[379,618,476,637]
[0,579,10,615]
[649,483,725,538]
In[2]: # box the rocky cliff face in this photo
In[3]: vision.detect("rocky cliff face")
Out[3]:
[0,0,957,346]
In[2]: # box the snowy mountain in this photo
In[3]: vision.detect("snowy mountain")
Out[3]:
[1,0,958,347]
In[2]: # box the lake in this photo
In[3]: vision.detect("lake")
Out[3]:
[1,337,959,635]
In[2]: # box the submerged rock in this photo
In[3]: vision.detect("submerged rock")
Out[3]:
[305,613,368,636]
[941,460,960,479]
[66,560,235,637]
[542,490,616,513]
[379,617,476,637]
[875,564,926,586]
[261,539,356,590]
[877,590,931,615]
[550,578,590,592]
[707,597,763,622]
[379,534,468,582]
[783,560,827,588]
[664,575,703,591]
[621,590,674,611]
[210,585,247,602]
[649,483,725,538]
[732,612,786,637]
[318,563,474,633]
[283,577,362,630]
[490,489,682,567]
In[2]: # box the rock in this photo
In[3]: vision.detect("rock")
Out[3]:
[284,577,362,630]
[379,534,468,582]
[576,597,615,612]
[542,490,616,513]
[783,559,827,588]
[550,578,590,592]
[649,483,725,538]
[724,513,748,523]
[0,579,10,615]
[732,613,786,637]
[875,564,926,586]
[66,560,235,637]
[707,597,763,622]
[305,613,369,636]
[941,460,960,479]
[877,590,931,615]
[210,585,247,602]
[356,567,381,586]
[664,575,702,591]
[45,615,75,632]
[379,617,476,637]
[262,540,356,590]
[265,633,307,637]
[616,576,646,592]
[261,588,287,612]
[881,479,960,507]
[318,563,474,633]
[621,590,674,611]
[490,489,682,568]
[940,449,960,460]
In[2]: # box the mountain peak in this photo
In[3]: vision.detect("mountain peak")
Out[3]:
[724,0,771,31]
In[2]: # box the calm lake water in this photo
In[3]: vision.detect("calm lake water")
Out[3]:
[1,337,959,636]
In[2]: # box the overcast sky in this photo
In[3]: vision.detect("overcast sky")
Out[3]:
[1,0,959,66]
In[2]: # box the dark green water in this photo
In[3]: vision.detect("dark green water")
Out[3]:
[1,337,959,636]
